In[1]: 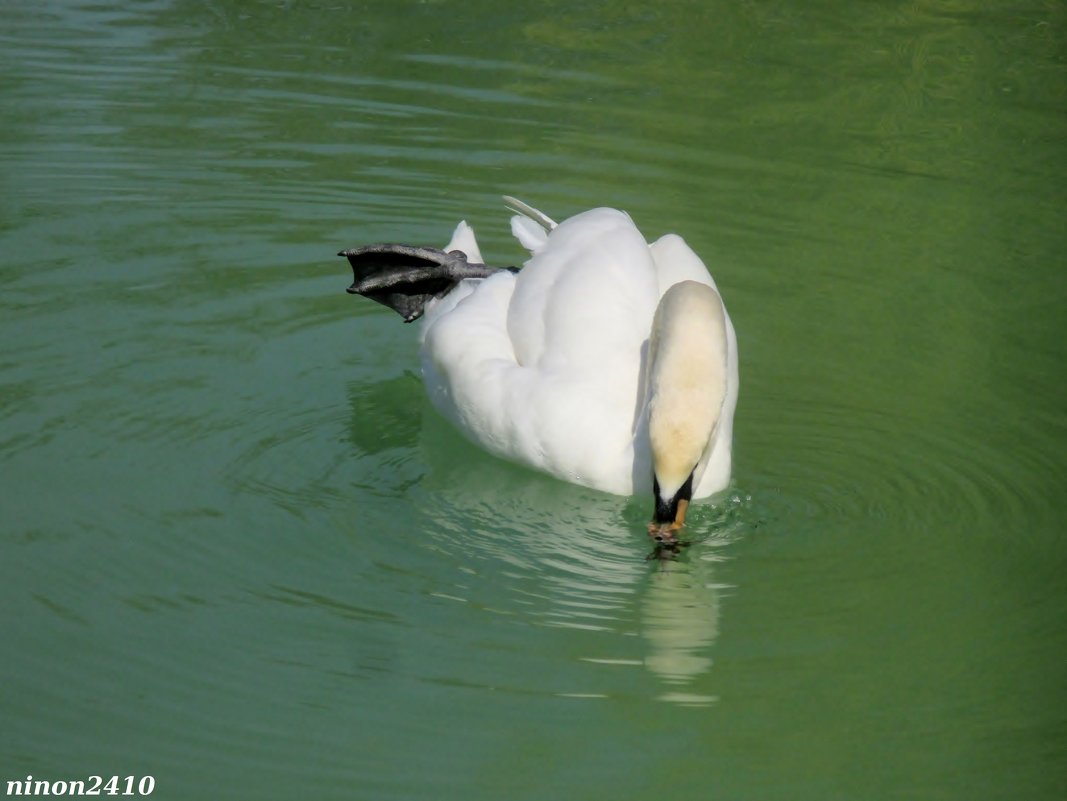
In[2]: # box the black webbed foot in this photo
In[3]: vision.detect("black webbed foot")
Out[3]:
[340,244,515,322]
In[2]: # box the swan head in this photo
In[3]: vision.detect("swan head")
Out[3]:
[644,281,728,543]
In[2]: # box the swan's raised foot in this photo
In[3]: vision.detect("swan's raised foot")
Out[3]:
[340,243,516,322]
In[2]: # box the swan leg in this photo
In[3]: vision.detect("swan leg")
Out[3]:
[340,243,514,322]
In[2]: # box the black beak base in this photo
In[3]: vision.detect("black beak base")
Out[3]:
[652,471,694,527]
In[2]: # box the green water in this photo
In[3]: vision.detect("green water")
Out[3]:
[2,1,1065,799]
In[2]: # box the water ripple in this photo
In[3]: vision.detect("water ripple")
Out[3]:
[746,393,1052,543]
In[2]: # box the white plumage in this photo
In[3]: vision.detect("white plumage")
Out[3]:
[413,201,739,510]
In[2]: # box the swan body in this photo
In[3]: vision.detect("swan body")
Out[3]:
[342,199,739,535]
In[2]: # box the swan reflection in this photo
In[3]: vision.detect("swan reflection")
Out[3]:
[641,553,723,706]
[369,406,739,707]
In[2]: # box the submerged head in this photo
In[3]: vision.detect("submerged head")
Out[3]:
[645,281,729,542]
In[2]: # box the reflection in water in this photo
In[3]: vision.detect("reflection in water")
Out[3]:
[641,555,722,707]
[415,405,743,706]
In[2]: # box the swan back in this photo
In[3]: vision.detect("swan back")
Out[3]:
[507,208,659,371]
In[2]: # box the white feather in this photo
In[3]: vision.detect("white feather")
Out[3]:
[419,200,739,500]
[443,220,483,264]
[503,195,557,231]
[510,215,550,253]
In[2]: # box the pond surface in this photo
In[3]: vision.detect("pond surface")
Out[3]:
[2,1,1065,799]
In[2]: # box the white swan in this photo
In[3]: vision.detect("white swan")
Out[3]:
[341,198,739,541]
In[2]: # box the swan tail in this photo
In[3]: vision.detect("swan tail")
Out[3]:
[340,244,514,323]
[444,220,484,263]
